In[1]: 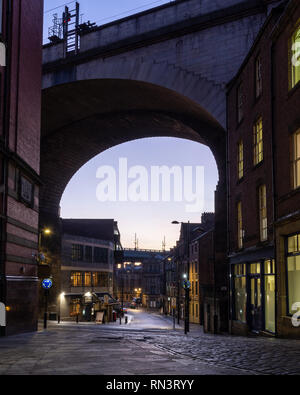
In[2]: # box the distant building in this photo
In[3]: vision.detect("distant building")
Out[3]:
[115,249,167,309]
[58,219,122,322]
[164,214,222,330]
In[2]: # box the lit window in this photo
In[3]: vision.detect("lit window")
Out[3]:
[286,234,300,315]
[238,141,244,180]
[259,185,268,242]
[254,117,263,165]
[71,272,82,287]
[84,272,92,287]
[134,262,142,266]
[290,25,300,89]
[237,202,243,249]
[70,299,81,316]
[237,83,244,123]
[250,263,261,275]
[255,56,262,98]
[292,129,300,189]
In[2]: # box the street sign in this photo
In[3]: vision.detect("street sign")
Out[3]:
[183,280,191,290]
[42,278,53,290]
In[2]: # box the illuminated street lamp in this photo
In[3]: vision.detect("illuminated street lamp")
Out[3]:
[38,227,52,248]
[172,220,191,335]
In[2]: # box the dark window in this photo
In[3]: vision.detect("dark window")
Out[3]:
[94,247,108,263]
[237,83,244,123]
[19,175,34,206]
[72,244,83,261]
[85,246,93,262]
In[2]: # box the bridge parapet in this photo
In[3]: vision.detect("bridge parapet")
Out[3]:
[43,0,270,65]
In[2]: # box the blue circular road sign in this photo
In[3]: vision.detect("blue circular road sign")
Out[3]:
[42,279,53,290]
[183,280,191,290]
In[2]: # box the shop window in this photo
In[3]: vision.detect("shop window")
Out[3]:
[287,234,300,315]
[238,141,244,180]
[255,56,262,98]
[254,117,263,165]
[250,263,261,275]
[259,185,268,242]
[264,260,275,333]
[290,25,300,89]
[237,202,243,249]
[233,264,247,323]
[70,299,81,316]
[292,129,300,189]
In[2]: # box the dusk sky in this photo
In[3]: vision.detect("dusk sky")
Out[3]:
[43,1,219,250]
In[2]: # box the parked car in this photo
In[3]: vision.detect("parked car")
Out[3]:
[130,302,137,309]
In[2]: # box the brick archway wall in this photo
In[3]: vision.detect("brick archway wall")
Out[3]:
[40,78,228,319]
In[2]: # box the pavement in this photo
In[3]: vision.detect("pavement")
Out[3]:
[0,309,299,375]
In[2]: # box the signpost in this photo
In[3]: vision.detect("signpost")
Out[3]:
[42,279,53,329]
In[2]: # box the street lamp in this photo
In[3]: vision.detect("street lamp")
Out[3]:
[172,220,191,335]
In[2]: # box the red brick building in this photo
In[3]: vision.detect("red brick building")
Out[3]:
[271,0,300,338]
[227,0,300,338]
[0,0,43,335]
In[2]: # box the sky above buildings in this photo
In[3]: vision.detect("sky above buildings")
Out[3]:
[43,1,219,250]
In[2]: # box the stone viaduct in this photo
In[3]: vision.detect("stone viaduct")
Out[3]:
[41,0,281,322]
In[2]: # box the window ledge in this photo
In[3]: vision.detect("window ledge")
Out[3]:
[237,176,245,185]
[252,160,264,171]
[288,80,300,97]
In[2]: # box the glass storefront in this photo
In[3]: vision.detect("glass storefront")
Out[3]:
[232,259,276,333]
[264,260,275,333]
[287,234,300,315]
[233,264,247,323]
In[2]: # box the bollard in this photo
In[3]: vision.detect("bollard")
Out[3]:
[76,314,79,324]
[125,316,128,325]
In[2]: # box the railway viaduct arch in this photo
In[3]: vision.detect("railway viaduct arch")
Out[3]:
[40,0,280,328]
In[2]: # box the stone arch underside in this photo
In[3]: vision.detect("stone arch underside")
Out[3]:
[42,55,226,127]
[41,78,226,218]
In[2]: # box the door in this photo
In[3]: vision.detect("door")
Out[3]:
[250,276,262,332]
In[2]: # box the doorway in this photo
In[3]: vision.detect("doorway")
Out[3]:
[249,267,262,332]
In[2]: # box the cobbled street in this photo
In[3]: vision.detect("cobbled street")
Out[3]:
[0,310,299,375]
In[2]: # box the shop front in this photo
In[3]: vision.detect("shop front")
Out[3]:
[230,256,276,336]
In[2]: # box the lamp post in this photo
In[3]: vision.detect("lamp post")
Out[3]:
[38,228,53,330]
[172,220,190,334]
[117,263,125,323]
